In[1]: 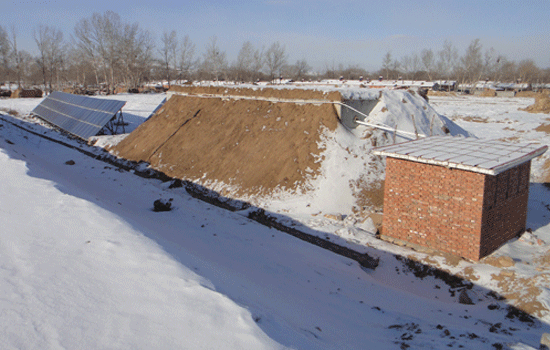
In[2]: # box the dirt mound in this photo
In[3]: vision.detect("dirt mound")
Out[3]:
[515,91,542,98]
[168,85,342,101]
[113,93,339,196]
[520,93,550,114]
[480,89,497,97]
[427,90,457,97]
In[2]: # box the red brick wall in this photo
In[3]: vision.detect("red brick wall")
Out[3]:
[479,161,530,257]
[381,157,530,260]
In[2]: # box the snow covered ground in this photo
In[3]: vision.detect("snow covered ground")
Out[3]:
[1,91,550,349]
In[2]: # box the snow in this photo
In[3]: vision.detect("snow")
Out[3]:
[0,149,278,350]
[1,90,550,349]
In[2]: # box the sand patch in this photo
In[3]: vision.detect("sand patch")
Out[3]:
[490,272,549,317]
[535,123,550,134]
[352,178,384,211]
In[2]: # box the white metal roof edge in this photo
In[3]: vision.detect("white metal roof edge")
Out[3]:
[489,145,548,175]
[372,150,497,175]
[373,144,548,175]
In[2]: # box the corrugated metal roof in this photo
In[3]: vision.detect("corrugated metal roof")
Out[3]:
[372,136,547,175]
[31,91,126,139]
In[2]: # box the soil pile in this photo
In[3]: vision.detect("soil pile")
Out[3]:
[168,85,341,101]
[427,90,457,97]
[11,88,43,98]
[480,89,497,97]
[516,91,543,98]
[520,93,550,114]
[113,91,339,196]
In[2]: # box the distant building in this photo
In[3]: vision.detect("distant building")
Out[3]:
[373,136,547,261]
[432,81,457,92]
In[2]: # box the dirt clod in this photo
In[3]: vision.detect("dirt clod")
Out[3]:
[153,198,173,212]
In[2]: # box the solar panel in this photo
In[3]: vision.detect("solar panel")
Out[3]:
[31,91,127,139]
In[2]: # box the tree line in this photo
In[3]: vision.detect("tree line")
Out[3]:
[1,10,549,94]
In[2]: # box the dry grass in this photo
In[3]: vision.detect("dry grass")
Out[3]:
[0,107,19,116]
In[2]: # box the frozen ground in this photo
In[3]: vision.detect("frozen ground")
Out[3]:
[1,91,550,349]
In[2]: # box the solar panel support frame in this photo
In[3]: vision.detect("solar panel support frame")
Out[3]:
[31,91,127,140]
[100,110,127,136]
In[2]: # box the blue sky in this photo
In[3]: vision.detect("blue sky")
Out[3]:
[3,0,550,71]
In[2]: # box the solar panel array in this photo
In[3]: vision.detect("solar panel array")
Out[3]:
[32,91,126,139]
[373,136,548,175]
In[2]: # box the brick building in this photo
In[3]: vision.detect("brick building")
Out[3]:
[373,136,547,261]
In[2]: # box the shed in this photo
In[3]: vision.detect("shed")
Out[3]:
[373,136,547,261]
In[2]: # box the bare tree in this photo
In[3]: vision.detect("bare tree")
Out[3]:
[10,26,24,89]
[437,40,458,81]
[265,41,287,82]
[34,25,64,93]
[382,51,392,79]
[251,46,264,81]
[391,59,401,80]
[292,59,311,80]
[459,38,483,92]
[74,11,154,93]
[324,60,338,79]
[159,30,177,87]
[482,47,499,81]
[18,50,33,85]
[74,11,123,94]
[498,58,516,82]
[516,59,539,84]
[411,53,422,79]
[421,48,435,81]
[74,16,101,87]
[202,36,227,81]
[0,25,11,86]
[340,64,368,80]
[178,35,196,81]
[65,44,91,87]
[120,22,155,89]
[233,41,255,82]
[400,55,412,80]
